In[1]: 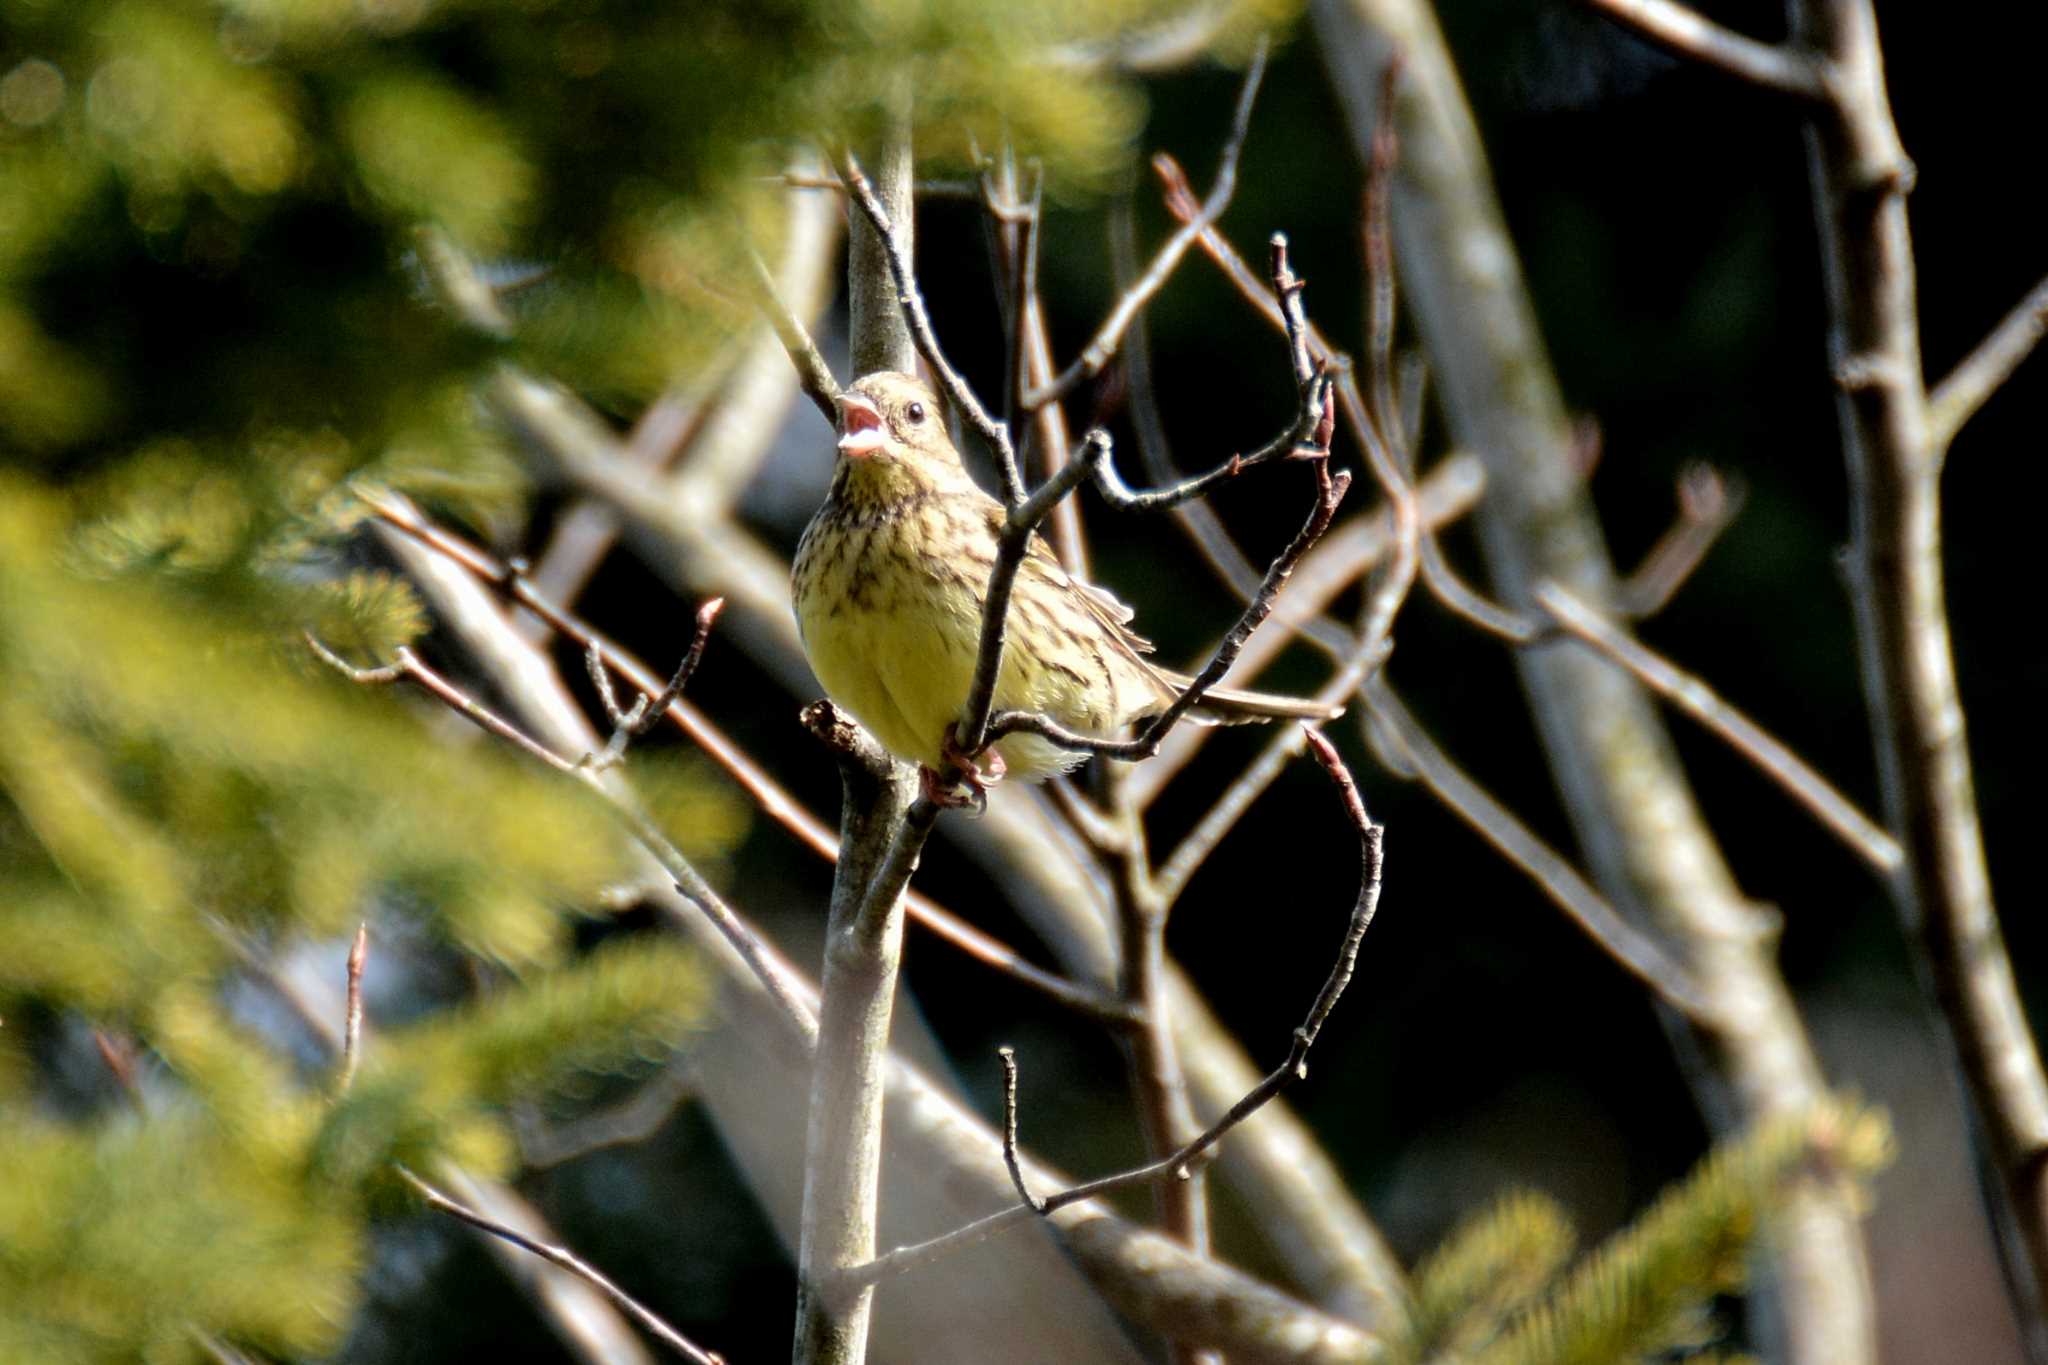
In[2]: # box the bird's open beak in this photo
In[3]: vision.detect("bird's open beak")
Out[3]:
[837,394,884,457]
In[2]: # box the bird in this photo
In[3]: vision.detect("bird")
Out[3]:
[792,371,1339,806]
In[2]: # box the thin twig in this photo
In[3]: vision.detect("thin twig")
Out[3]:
[947,432,1114,761]
[1020,40,1269,412]
[1537,582,1903,873]
[1128,455,1485,811]
[1349,67,1423,668]
[1616,464,1743,618]
[1928,270,2048,451]
[581,597,725,772]
[997,1047,1042,1211]
[401,1168,728,1365]
[1577,0,1827,99]
[1084,236,1335,518]
[746,247,840,424]
[987,456,1351,759]
[339,923,367,1093]
[1153,641,1378,910]
[839,734,1386,1293]
[1358,678,1714,1022]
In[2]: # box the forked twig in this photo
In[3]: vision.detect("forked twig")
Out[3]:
[581,597,725,772]
[1020,41,1270,412]
[837,732,1386,1294]
[997,1046,1043,1212]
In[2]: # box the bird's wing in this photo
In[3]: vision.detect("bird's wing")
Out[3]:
[1019,530,1157,658]
[1006,526,1186,717]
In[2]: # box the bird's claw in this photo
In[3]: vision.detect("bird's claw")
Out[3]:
[925,734,1006,812]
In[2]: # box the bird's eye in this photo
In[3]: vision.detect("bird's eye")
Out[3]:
[906,401,926,425]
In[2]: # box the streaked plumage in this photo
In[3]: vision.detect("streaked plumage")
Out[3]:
[792,372,1335,790]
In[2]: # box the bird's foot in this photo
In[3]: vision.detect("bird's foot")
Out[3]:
[925,735,1007,812]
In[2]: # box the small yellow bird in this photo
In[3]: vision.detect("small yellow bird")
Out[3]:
[792,372,1337,804]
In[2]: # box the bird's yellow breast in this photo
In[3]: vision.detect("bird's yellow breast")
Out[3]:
[793,496,1112,779]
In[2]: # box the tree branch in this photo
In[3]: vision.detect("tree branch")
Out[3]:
[1578,0,1826,100]
[1928,270,2048,451]
[1020,41,1269,411]
[401,1169,728,1365]
[793,703,922,1365]
[1791,0,2048,1350]
[841,733,1385,1301]
[1535,582,1901,873]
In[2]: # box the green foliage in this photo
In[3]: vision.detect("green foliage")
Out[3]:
[0,476,726,1360]
[315,939,709,1192]
[0,1111,362,1365]
[1394,1098,1895,1365]
[1397,1190,1576,1362]
[1,0,1289,464]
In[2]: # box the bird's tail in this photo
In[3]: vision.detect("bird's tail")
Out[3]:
[1157,669,1344,726]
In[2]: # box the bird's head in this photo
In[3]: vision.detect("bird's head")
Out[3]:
[833,371,971,502]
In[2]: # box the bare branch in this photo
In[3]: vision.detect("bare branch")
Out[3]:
[1129,455,1485,810]
[1100,788,1215,1349]
[1349,69,1423,668]
[1578,0,1827,99]
[1021,40,1269,411]
[1358,678,1713,1022]
[401,1168,728,1365]
[308,630,816,1036]
[842,736,1386,1293]
[1791,0,2048,1339]
[997,1047,1043,1212]
[1928,270,2048,450]
[339,923,367,1094]
[1616,464,1743,618]
[1536,583,1902,873]
[746,246,840,424]
[1153,643,1377,910]
[581,597,725,772]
